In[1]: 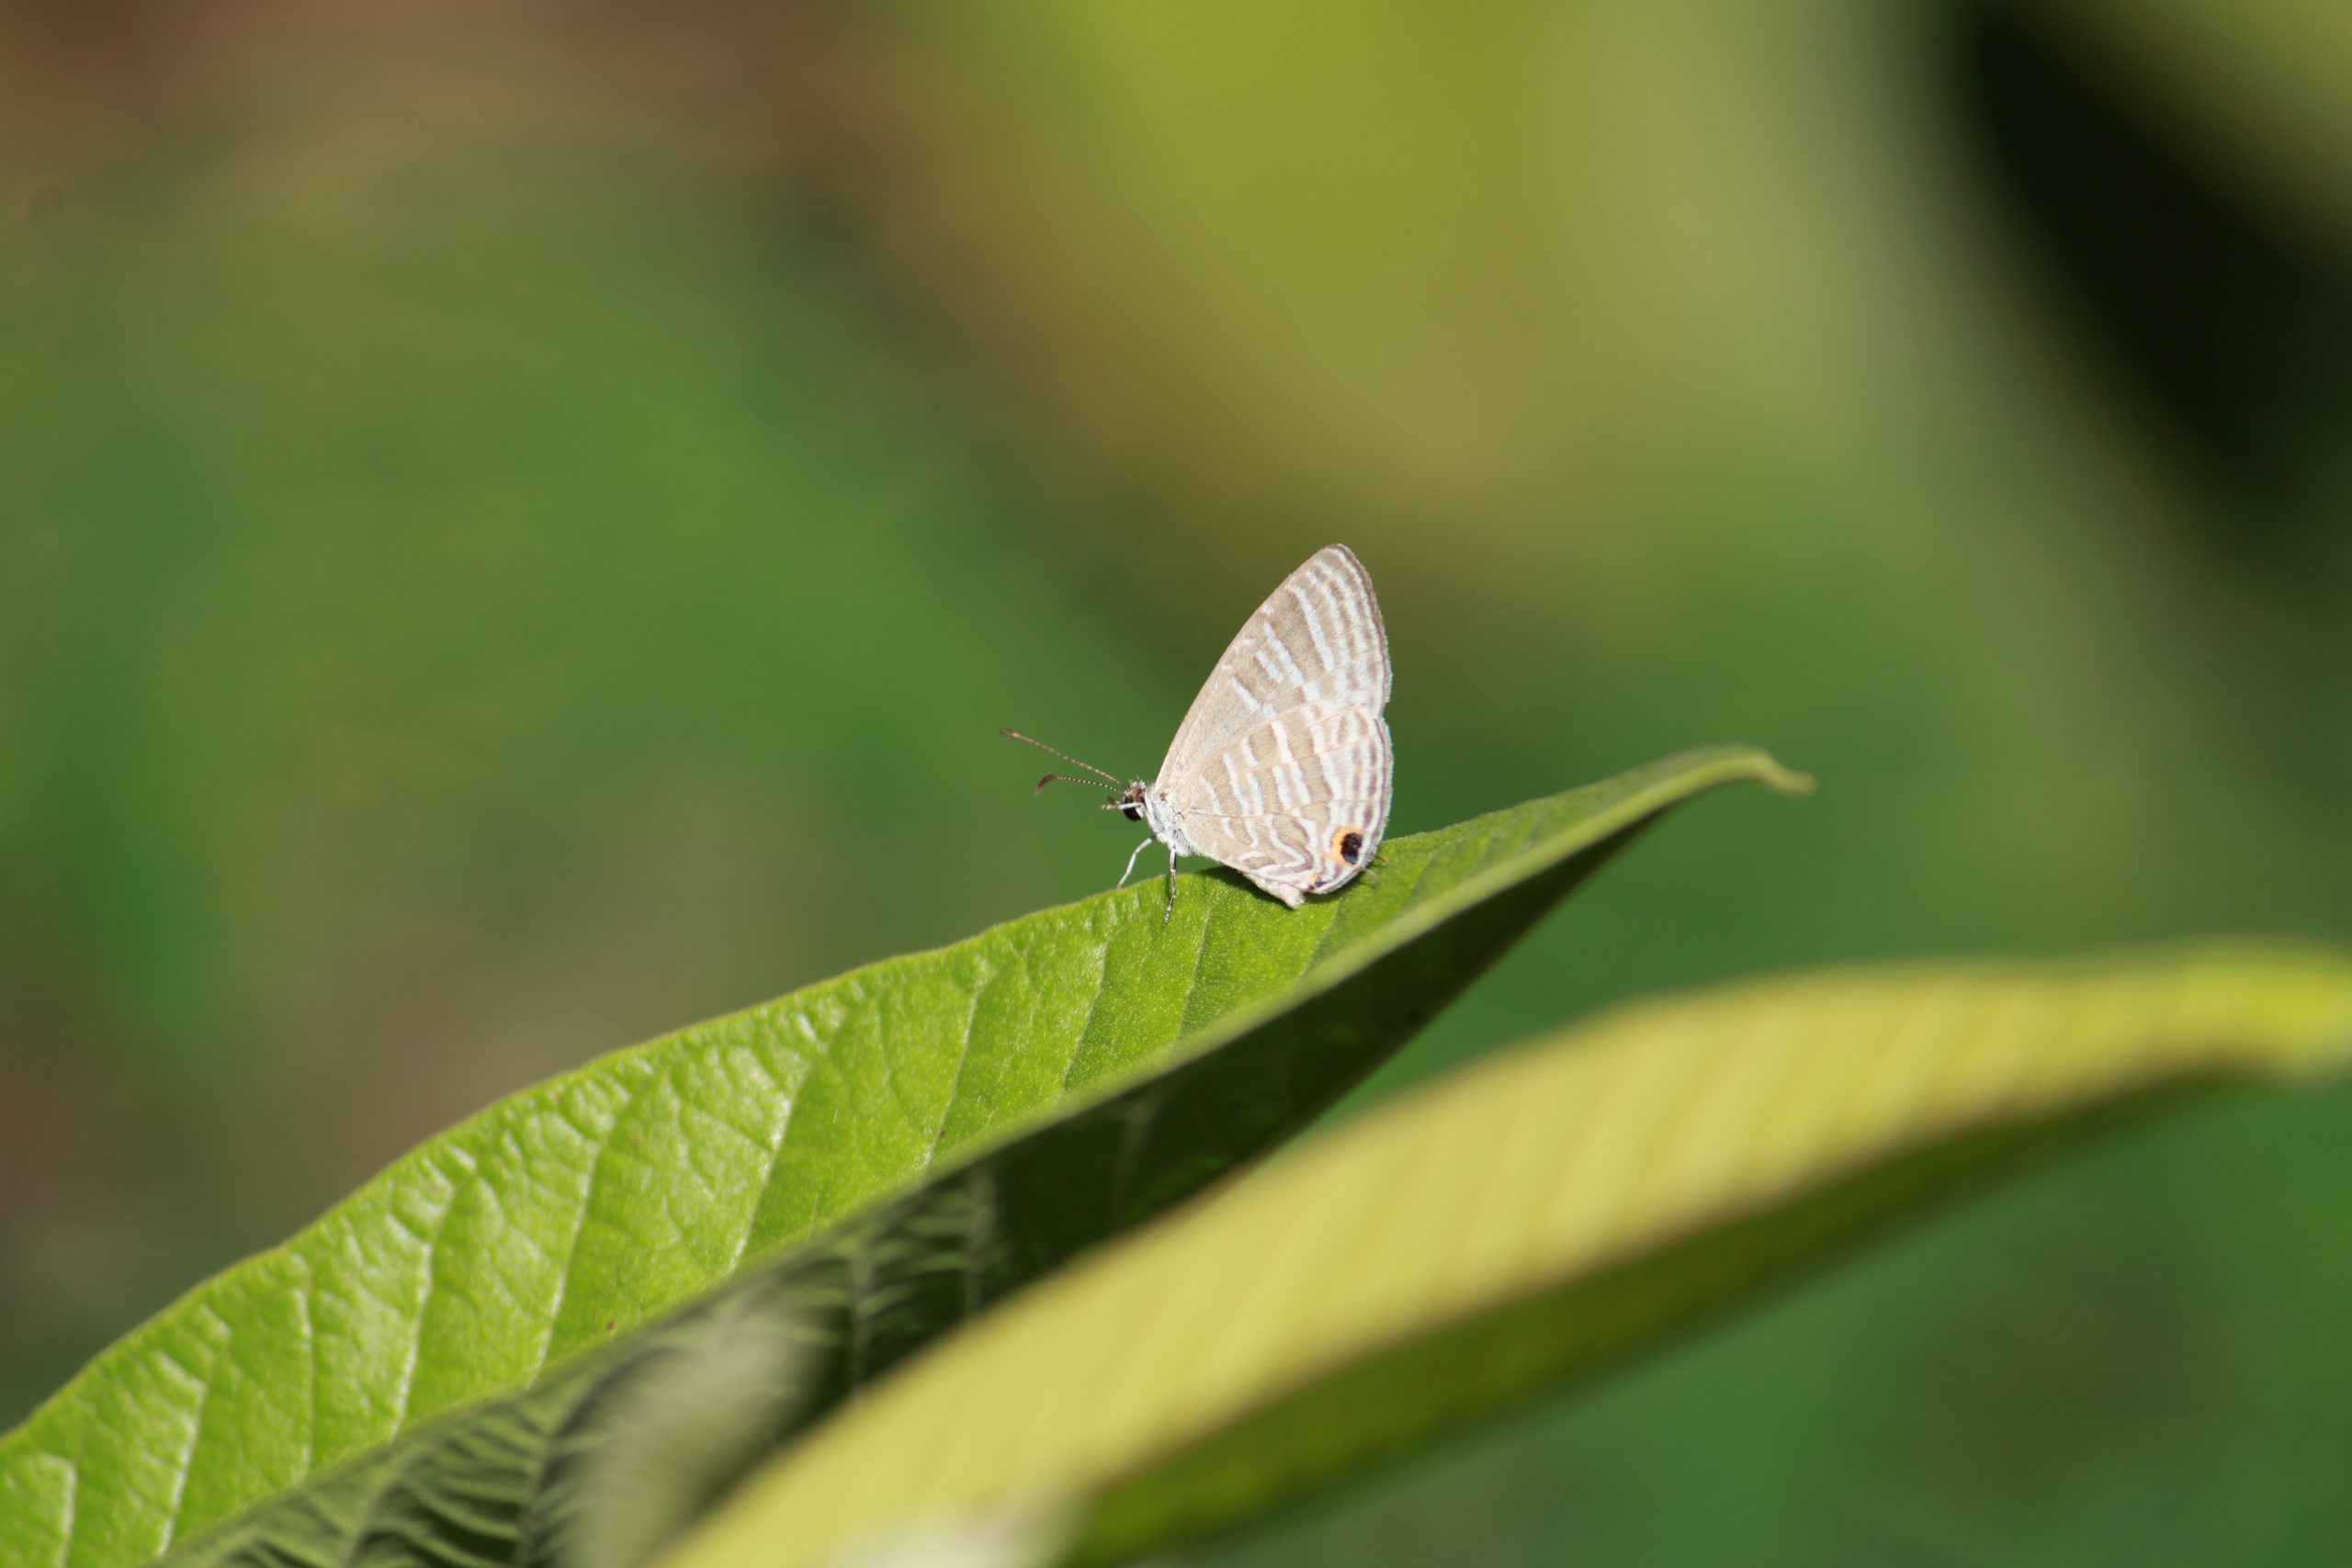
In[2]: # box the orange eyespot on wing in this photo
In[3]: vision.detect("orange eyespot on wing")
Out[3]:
[1334,828,1365,865]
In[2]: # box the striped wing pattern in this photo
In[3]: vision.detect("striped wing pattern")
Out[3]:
[1154,545,1394,908]
[1159,545,1390,781]
[1165,702,1393,908]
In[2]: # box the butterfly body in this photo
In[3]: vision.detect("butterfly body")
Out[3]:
[1012,545,1394,917]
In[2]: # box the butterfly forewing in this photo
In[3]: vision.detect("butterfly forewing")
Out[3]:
[1158,545,1390,784]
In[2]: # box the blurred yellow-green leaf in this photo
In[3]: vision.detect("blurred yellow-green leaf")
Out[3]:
[661,945,2352,1568]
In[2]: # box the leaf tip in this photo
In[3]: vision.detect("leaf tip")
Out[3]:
[1727,747,1815,797]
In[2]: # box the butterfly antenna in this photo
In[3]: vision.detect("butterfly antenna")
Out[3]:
[1033,773,1113,796]
[1000,728,1123,787]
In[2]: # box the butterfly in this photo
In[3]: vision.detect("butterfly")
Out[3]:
[1007,544,1394,921]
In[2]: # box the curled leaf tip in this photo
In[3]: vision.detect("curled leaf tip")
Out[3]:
[1705,745,1813,796]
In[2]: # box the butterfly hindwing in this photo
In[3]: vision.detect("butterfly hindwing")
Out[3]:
[1164,701,1394,906]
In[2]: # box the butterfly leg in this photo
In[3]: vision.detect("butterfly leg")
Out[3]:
[1161,843,1180,927]
[1115,834,1155,891]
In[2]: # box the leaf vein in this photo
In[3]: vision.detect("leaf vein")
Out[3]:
[533,1079,639,1378]
[928,945,1001,1168]
[1059,906,1122,1094]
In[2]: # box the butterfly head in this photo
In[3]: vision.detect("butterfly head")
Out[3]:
[1111,780,1150,822]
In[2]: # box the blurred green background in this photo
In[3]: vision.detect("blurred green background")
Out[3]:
[5,1,2350,1561]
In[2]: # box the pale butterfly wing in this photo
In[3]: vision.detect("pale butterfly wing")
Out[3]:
[1157,544,1391,783]
[1163,701,1393,908]
[1156,545,1394,908]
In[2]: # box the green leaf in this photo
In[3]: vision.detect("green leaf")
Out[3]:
[0,746,1804,1568]
[654,945,2352,1568]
